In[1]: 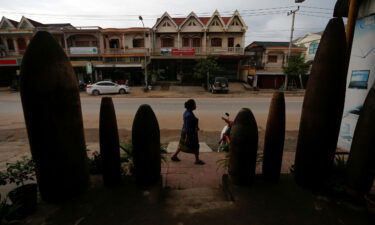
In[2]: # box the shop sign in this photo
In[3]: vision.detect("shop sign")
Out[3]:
[70,47,98,55]
[0,59,18,66]
[161,48,172,56]
[86,62,93,74]
[171,49,195,56]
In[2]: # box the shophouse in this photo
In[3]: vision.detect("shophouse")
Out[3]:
[150,10,247,82]
[0,16,73,86]
[243,41,306,89]
[0,16,152,86]
[293,31,322,63]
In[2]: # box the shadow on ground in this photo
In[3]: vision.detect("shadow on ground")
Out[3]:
[22,174,374,225]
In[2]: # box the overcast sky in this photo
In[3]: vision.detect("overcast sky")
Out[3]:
[0,0,337,45]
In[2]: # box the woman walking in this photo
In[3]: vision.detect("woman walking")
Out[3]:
[171,99,205,165]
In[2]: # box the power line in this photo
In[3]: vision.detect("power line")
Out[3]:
[297,13,332,19]
[299,10,332,15]
[301,6,334,11]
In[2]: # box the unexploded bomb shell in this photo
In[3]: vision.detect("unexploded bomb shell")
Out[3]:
[262,92,285,183]
[229,108,258,185]
[132,104,161,187]
[100,97,122,187]
[345,83,375,195]
[294,18,347,189]
[20,31,89,203]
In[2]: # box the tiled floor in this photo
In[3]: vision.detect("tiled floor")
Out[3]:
[162,151,297,189]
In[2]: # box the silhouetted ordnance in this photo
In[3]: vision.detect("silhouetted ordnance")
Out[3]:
[19,31,89,203]
[262,92,285,183]
[229,108,258,185]
[132,104,161,187]
[345,84,375,195]
[99,97,122,187]
[294,18,347,189]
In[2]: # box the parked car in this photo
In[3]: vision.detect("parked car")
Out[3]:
[86,81,129,96]
[209,77,229,93]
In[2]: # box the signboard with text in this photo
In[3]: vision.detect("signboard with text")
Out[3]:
[0,59,18,66]
[171,49,195,56]
[70,47,98,55]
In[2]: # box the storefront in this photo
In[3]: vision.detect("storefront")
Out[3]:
[0,58,21,87]
[95,64,144,86]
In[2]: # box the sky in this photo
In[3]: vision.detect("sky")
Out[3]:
[0,0,338,45]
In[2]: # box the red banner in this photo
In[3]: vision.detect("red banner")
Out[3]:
[0,59,18,65]
[171,49,195,56]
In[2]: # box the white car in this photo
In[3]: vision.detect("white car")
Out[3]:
[86,81,129,96]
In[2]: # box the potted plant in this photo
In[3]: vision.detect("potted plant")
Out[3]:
[1,156,37,218]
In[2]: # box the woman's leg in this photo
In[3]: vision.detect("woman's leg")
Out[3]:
[172,149,181,158]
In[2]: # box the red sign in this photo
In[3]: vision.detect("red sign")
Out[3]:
[171,49,195,56]
[0,59,18,65]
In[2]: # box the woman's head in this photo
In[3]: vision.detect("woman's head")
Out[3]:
[184,99,196,111]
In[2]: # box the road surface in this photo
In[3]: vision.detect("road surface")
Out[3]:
[0,96,303,131]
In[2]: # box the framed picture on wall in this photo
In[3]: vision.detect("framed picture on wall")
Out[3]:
[348,70,370,89]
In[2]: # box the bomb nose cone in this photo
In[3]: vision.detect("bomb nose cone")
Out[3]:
[20,31,75,92]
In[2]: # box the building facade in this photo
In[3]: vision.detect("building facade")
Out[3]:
[243,41,306,89]
[0,10,247,87]
[293,31,322,62]
[150,10,247,82]
[0,16,150,87]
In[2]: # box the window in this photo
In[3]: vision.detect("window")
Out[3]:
[75,41,90,47]
[188,21,196,26]
[161,37,174,47]
[211,38,222,47]
[130,57,139,62]
[17,38,27,50]
[7,39,14,50]
[109,39,120,48]
[231,20,240,26]
[133,38,144,48]
[268,55,278,63]
[182,37,190,47]
[228,38,234,47]
[192,38,201,47]
[211,20,220,26]
[162,21,171,27]
[309,41,319,54]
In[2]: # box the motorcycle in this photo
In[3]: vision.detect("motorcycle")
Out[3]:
[217,112,233,152]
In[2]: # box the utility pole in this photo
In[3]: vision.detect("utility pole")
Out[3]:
[284,6,300,90]
[139,16,148,89]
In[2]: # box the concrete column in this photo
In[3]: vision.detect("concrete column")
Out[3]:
[177,32,180,48]
[98,34,104,54]
[122,34,126,50]
[13,38,19,54]
[1,37,9,51]
[63,34,68,53]
[203,32,207,54]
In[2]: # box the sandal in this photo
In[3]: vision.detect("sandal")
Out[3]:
[194,160,205,165]
[171,156,181,162]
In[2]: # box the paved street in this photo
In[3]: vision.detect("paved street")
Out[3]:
[0,94,303,131]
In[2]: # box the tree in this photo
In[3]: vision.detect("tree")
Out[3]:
[282,55,310,89]
[193,56,221,88]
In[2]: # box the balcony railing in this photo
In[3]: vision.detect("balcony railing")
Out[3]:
[102,48,149,55]
[151,47,244,56]
[0,50,25,57]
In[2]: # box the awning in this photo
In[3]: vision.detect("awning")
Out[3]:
[95,64,142,68]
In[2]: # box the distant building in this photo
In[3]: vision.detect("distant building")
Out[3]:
[0,16,151,87]
[0,10,247,87]
[150,10,247,82]
[243,41,306,89]
[293,31,322,62]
